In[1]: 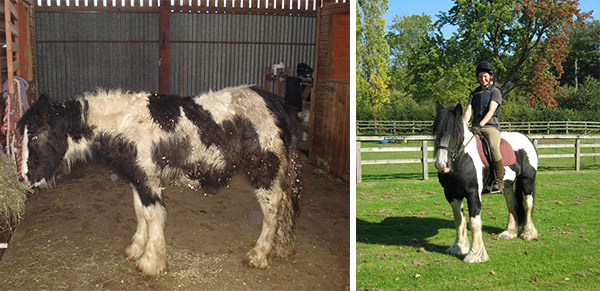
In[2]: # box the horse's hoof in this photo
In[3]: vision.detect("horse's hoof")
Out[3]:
[243,248,269,269]
[498,230,517,240]
[446,243,469,256]
[125,243,145,261]
[463,249,489,263]
[519,228,539,241]
[136,253,167,276]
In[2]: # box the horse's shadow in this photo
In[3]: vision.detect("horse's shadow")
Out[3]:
[357,216,503,255]
[361,173,431,181]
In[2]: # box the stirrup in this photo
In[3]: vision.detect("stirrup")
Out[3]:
[491,180,504,194]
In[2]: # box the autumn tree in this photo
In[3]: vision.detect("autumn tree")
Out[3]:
[438,0,591,108]
[357,0,390,115]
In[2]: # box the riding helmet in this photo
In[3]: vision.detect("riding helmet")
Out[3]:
[476,61,494,76]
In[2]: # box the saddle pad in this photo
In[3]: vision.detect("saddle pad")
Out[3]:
[475,135,517,168]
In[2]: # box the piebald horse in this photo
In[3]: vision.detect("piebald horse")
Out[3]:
[433,102,538,263]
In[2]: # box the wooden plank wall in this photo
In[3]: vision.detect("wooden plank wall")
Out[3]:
[309,1,349,181]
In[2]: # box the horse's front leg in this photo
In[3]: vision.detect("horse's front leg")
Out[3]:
[446,199,469,256]
[464,194,489,263]
[125,187,147,261]
[130,182,167,276]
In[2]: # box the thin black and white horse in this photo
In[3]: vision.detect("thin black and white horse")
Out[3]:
[433,102,538,263]
[17,86,302,276]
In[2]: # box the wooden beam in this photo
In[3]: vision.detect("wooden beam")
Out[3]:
[11,61,20,73]
[35,6,159,13]
[17,1,29,78]
[5,0,16,94]
[10,24,19,37]
[34,5,317,16]
[11,41,20,52]
[8,1,19,20]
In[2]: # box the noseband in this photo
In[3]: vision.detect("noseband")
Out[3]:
[436,134,476,162]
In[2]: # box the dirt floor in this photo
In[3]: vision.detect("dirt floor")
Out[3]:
[0,156,349,290]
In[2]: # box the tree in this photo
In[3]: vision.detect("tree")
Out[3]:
[559,76,600,120]
[438,0,591,108]
[357,0,390,112]
[561,20,600,87]
[386,14,434,91]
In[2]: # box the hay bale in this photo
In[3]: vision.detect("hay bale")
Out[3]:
[0,153,33,232]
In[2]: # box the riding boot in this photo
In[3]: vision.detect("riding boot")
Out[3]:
[492,159,505,193]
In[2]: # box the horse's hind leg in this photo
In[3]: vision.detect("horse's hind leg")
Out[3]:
[498,185,519,239]
[125,187,147,261]
[518,175,538,240]
[243,184,282,269]
[446,199,469,256]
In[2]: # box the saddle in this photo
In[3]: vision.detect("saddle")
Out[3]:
[474,134,516,194]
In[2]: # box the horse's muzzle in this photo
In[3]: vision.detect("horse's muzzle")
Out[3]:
[435,161,450,173]
[435,149,451,173]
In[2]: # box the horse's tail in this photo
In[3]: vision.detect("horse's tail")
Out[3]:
[271,147,302,257]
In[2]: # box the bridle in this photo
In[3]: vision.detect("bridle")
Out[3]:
[436,133,477,162]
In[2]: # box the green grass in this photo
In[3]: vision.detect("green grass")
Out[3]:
[357,170,600,290]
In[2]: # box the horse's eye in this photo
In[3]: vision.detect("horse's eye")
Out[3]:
[30,135,38,142]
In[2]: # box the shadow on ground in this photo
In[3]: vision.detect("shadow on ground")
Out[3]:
[361,172,439,182]
[357,216,503,255]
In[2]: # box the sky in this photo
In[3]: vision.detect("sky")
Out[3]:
[384,0,600,37]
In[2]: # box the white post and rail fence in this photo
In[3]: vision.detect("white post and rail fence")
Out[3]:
[356,134,600,183]
[357,120,600,135]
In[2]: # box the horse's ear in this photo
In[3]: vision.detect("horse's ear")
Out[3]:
[33,94,52,122]
[455,103,463,117]
[35,94,51,108]
[435,101,443,114]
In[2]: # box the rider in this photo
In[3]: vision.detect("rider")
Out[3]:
[464,61,504,193]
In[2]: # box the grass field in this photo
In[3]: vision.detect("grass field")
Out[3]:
[357,142,600,290]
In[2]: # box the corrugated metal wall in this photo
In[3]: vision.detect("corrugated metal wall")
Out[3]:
[36,12,315,99]
[36,13,159,100]
[170,13,315,95]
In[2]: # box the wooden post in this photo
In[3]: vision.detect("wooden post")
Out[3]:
[158,0,170,94]
[356,141,362,183]
[17,1,27,79]
[422,140,428,180]
[575,138,581,171]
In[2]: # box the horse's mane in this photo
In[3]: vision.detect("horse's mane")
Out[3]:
[432,103,465,151]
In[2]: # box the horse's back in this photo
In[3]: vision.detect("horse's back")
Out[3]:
[501,131,538,170]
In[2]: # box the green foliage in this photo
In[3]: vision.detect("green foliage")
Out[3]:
[562,20,600,86]
[437,0,590,108]
[559,77,600,121]
[377,91,436,121]
[386,14,434,91]
[364,1,599,122]
[357,0,391,110]
[499,96,577,121]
